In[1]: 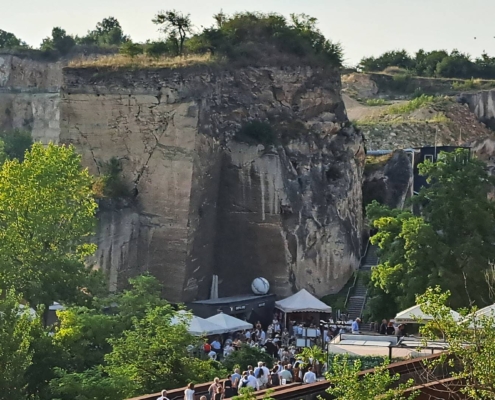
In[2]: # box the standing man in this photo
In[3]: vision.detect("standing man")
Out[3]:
[303,366,317,384]
[211,337,222,360]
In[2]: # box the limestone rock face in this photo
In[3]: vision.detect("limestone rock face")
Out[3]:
[363,151,413,210]
[60,65,365,303]
[461,90,495,130]
[0,54,63,143]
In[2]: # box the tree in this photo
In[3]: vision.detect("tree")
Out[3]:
[0,143,98,310]
[0,128,33,161]
[0,290,40,400]
[222,344,274,372]
[119,41,144,58]
[153,10,193,56]
[417,286,495,400]
[325,355,417,400]
[78,17,129,46]
[367,149,495,319]
[104,306,225,397]
[0,29,27,49]
[40,27,76,55]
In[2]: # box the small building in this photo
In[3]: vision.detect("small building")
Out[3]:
[187,293,276,327]
[412,146,470,193]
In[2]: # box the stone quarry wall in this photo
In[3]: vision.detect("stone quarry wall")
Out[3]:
[0,54,63,143]
[60,65,365,303]
[462,90,495,130]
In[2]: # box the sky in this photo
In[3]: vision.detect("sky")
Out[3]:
[2,0,495,66]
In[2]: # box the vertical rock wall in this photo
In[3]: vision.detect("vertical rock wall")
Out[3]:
[0,54,62,143]
[462,90,495,130]
[58,65,365,303]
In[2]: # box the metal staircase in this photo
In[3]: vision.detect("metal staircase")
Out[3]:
[345,244,379,323]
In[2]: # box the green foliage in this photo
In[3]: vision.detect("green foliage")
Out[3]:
[145,40,172,58]
[386,95,436,114]
[195,12,343,67]
[366,149,495,319]
[0,128,33,161]
[40,27,76,55]
[359,48,495,80]
[0,290,41,400]
[119,41,144,58]
[234,387,275,400]
[0,29,28,49]
[153,10,193,55]
[417,286,495,399]
[365,98,390,106]
[223,344,275,372]
[390,72,415,93]
[100,157,131,198]
[325,355,417,400]
[235,121,277,146]
[0,143,98,308]
[77,17,129,46]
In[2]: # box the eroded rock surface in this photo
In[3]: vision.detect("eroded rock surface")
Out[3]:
[61,65,365,302]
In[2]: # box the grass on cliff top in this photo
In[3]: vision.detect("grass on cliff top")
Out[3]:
[68,53,214,69]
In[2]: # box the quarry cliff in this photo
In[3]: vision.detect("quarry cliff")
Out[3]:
[60,65,365,303]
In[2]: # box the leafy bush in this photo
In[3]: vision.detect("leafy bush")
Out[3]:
[0,129,33,161]
[222,345,275,372]
[146,41,172,58]
[40,27,76,55]
[452,78,482,91]
[386,94,436,114]
[390,72,415,92]
[235,121,277,146]
[101,157,131,198]
[119,41,144,58]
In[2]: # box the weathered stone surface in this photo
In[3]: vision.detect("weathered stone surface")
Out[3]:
[363,151,413,209]
[60,65,365,302]
[0,54,63,143]
[461,90,495,130]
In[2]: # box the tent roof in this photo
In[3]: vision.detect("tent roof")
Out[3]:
[474,303,495,318]
[206,313,253,332]
[395,304,461,323]
[275,289,332,313]
[171,310,226,336]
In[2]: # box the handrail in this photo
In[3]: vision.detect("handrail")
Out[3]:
[359,289,369,320]
[344,238,371,309]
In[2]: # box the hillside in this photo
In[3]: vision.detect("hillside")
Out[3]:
[343,72,495,150]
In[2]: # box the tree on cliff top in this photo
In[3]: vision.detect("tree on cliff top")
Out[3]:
[366,149,495,319]
[0,143,98,309]
[153,10,193,56]
[0,29,28,49]
[78,17,129,46]
[40,27,76,55]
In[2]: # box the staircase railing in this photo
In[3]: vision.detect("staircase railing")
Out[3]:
[344,238,371,310]
[359,289,369,320]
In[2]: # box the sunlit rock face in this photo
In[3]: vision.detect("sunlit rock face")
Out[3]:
[59,65,365,303]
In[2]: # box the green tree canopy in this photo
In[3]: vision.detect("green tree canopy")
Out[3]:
[367,149,495,319]
[0,143,98,308]
[153,10,193,56]
[78,17,129,46]
[40,27,76,55]
[0,29,27,49]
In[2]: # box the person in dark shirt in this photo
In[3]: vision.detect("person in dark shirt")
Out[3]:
[270,366,280,387]
[224,375,234,398]
[386,321,395,335]
[379,319,388,335]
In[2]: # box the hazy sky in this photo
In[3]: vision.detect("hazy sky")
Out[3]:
[2,0,494,65]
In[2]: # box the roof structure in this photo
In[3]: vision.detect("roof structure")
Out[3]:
[205,313,253,332]
[171,310,226,336]
[275,289,332,313]
[395,304,461,324]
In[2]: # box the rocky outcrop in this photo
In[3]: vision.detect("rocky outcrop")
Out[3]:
[0,54,63,143]
[461,90,495,130]
[363,151,413,209]
[60,65,365,302]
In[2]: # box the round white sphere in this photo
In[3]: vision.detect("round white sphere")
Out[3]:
[251,277,270,295]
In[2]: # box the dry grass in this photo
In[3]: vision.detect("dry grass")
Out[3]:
[68,53,215,69]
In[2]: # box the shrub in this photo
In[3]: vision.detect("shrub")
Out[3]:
[386,94,436,114]
[234,121,277,146]
[145,41,171,58]
[100,157,131,198]
[222,345,274,372]
[119,41,144,58]
[0,129,32,161]
[390,72,415,92]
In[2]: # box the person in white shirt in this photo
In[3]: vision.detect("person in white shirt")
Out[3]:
[303,366,317,384]
[245,330,251,340]
[247,371,260,390]
[259,330,266,344]
[184,383,195,400]
[223,344,234,358]
[157,390,169,400]
[208,350,217,360]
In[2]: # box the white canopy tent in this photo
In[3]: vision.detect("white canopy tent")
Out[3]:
[206,313,253,332]
[171,310,226,336]
[461,304,495,328]
[275,289,332,313]
[395,304,461,324]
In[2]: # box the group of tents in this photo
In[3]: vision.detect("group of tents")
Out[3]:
[171,310,254,336]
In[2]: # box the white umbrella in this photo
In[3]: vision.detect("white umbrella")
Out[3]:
[171,310,226,336]
[206,313,253,332]
[395,304,461,324]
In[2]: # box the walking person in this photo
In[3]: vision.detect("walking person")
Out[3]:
[214,386,225,400]
[224,374,234,398]
[157,390,169,400]
[379,319,387,335]
[208,378,222,400]
[303,366,317,384]
[269,366,280,387]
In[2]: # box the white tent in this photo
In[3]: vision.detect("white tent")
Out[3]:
[275,289,332,313]
[461,304,495,328]
[206,313,253,332]
[395,304,461,324]
[171,310,226,336]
